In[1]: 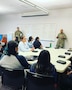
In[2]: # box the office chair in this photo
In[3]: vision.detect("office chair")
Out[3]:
[26,71,57,90]
[0,66,25,90]
[0,86,14,90]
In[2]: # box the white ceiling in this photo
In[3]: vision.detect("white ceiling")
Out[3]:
[0,0,72,15]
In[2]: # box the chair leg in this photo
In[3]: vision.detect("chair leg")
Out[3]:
[22,85,25,90]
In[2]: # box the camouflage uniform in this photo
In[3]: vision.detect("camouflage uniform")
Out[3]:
[15,30,23,42]
[56,33,67,48]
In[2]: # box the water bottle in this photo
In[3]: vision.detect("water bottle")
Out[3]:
[50,43,52,48]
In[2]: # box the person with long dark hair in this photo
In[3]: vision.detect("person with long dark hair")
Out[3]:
[0,40,30,90]
[33,37,43,49]
[0,40,29,70]
[30,50,57,80]
[27,36,34,48]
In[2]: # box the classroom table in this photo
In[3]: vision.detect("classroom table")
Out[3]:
[19,48,71,73]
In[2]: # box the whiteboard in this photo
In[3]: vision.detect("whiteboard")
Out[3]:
[24,23,56,41]
[7,33,13,42]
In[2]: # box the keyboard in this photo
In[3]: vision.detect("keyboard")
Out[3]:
[58,55,66,58]
[65,52,71,55]
[32,51,38,52]
[57,60,66,64]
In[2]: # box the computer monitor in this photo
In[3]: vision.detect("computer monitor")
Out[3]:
[0,34,3,41]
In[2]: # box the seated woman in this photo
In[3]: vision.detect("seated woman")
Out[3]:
[0,40,30,70]
[27,36,34,48]
[0,40,30,89]
[0,40,30,90]
[30,50,57,82]
[18,36,34,52]
[33,37,43,49]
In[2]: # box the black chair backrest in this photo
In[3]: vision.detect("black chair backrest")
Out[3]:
[26,71,56,90]
[0,66,24,77]
[0,66,25,88]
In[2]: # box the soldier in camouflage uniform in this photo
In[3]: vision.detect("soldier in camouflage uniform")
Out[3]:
[56,29,67,48]
[15,27,23,42]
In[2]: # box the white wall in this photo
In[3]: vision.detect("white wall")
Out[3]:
[0,8,72,48]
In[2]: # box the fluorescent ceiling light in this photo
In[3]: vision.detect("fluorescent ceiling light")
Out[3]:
[21,11,48,17]
[19,0,48,14]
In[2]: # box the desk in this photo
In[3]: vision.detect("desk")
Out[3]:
[44,48,72,60]
[28,60,37,65]
[19,49,41,58]
[19,48,71,73]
